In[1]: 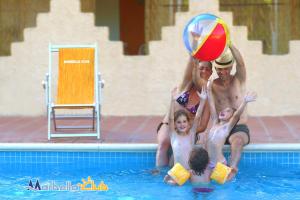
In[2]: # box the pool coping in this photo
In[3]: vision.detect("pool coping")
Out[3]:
[0,143,300,151]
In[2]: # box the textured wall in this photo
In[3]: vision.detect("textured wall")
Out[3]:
[0,0,299,116]
[0,0,50,56]
[220,0,300,55]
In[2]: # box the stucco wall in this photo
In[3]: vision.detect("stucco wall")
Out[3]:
[0,0,299,116]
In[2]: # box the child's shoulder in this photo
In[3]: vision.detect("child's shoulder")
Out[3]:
[190,169,211,184]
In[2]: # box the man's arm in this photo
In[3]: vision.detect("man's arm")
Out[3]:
[230,44,246,82]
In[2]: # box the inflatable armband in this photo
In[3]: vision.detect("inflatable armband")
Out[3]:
[210,162,232,184]
[168,163,191,186]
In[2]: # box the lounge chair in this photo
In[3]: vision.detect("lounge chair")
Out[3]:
[43,44,103,140]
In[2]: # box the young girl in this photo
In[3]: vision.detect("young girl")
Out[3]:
[206,80,257,173]
[168,86,207,169]
[164,87,209,184]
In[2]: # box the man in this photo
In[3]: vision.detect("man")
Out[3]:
[212,44,249,178]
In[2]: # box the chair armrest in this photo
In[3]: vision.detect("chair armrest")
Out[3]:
[42,80,46,89]
[100,80,105,88]
[98,73,105,88]
[43,73,49,106]
[42,73,49,89]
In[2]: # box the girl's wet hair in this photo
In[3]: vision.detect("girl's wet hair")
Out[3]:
[174,109,190,122]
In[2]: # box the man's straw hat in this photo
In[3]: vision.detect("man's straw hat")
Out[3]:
[214,49,234,68]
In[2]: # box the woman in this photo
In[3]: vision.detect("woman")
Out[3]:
[156,57,212,167]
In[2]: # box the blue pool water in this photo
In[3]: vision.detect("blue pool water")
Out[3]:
[0,151,300,200]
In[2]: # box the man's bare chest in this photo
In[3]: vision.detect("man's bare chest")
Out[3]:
[213,80,244,110]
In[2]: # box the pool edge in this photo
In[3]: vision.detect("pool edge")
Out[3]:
[0,143,300,151]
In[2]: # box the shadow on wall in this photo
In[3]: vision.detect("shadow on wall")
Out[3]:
[220,0,300,55]
[2,0,299,56]
[0,0,50,56]
[81,0,189,55]
[0,0,189,56]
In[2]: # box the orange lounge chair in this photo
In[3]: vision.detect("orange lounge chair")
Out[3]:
[44,44,103,140]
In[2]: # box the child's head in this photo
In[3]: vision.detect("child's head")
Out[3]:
[174,110,190,134]
[189,146,209,176]
[218,107,236,121]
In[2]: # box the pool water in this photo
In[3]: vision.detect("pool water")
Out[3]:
[0,151,300,200]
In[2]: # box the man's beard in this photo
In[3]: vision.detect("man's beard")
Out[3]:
[220,75,230,81]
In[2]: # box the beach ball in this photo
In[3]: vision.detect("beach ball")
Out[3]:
[183,14,230,61]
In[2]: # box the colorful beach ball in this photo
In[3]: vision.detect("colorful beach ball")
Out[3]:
[183,14,230,61]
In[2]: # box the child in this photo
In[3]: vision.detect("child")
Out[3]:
[164,87,208,185]
[164,146,210,185]
[169,86,207,169]
[188,146,211,184]
[206,79,257,173]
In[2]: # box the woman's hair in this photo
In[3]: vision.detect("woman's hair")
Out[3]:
[206,61,213,68]
[174,109,190,122]
[189,146,209,176]
[199,60,212,68]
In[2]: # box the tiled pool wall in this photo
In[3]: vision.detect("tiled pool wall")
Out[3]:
[0,151,156,173]
[0,150,300,170]
[225,151,300,168]
[0,145,300,170]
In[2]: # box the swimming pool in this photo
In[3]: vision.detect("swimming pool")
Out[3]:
[0,143,300,200]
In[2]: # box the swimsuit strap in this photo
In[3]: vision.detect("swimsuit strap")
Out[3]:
[187,103,200,114]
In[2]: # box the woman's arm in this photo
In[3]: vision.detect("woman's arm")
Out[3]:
[179,57,196,92]
[230,44,246,82]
